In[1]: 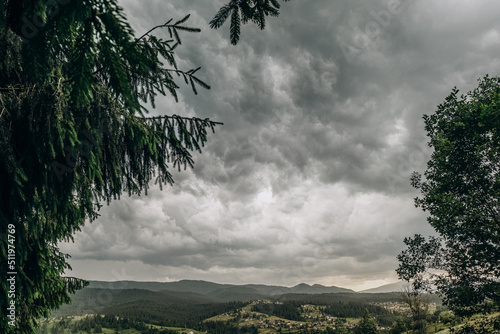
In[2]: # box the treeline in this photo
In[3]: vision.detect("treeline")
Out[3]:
[199,321,259,334]
[38,315,179,334]
[323,301,390,318]
[323,301,396,326]
[251,301,303,320]
[274,292,441,304]
[251,299,396,327]
[102,300,245,327]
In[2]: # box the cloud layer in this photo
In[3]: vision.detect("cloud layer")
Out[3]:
[60,0,500,290]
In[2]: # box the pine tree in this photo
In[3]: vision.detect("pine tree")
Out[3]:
[0,0,288,333]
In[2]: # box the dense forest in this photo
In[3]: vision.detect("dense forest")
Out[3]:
[252,301,304,321]
[101,300,246,328]
[39,301,500,334]
[28,278,499,334]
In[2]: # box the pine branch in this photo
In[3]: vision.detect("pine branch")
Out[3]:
[136,15,201,45]
[143,114,223,125]
[209,4,233,29]
[230,6,241,45]
[62,15,200,86]
[211,0,290,44]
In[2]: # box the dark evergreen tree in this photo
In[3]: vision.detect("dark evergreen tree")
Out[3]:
[323,301,390,319]
[0,0,289,333]
[94,323,103,333]
[251,301,303,320]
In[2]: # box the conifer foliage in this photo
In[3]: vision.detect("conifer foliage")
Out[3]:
[0,0,288,333]
[210,0,290,45]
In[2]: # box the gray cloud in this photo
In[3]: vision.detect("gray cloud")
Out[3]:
[60,0,500,290]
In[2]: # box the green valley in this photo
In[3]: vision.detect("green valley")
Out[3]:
[36,280,500,334]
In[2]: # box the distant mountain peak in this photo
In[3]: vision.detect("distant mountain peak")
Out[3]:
[88,279,354,299]
[360,281,410,293]
[290,282,354,294]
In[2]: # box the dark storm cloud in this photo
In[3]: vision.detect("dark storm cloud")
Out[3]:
[60,0,500,290]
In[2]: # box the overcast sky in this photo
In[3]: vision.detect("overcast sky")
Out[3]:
[60,0,500,291]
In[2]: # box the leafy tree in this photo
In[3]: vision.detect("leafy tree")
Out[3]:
[399,286,429,334]
[397,75,500,315]
[333,318,350,334]
[389,316,406,334]
[454,314,500,334]
[353,309,377,334]
[0,0,288,333]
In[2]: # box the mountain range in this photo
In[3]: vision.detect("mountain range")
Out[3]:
[51,279,430,320]
[360,281,410,293]
[87,279,411,296]
[87,279,354,299]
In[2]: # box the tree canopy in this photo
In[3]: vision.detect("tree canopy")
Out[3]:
[0,0,289,333]
[397,75,500,316]
[354,309,378,334]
